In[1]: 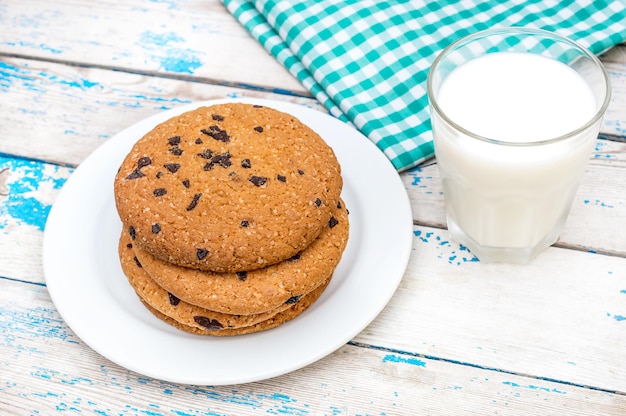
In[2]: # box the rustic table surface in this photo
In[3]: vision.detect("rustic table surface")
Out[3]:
[1,1,625,415]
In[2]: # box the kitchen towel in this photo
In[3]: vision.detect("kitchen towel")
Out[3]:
[223,0,626,171]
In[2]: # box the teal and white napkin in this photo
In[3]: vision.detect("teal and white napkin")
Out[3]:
[223,0,626,171]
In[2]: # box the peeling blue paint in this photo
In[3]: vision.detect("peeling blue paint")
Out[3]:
[0,157,70,232]
[137,30,203,74]
[0,304,79,352]
[583,199,614,208]
[607,313,626,322]
[155,50,203,74]
[502,381,566,394]
[414,230,479,265]
[382,354,426,368]
[140,30,185,46]
[0,60,101,94]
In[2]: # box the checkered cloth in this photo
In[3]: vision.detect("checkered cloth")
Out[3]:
[223,0,626,171]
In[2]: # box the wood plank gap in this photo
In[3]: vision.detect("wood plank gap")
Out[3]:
[0,151,77,169]
[347,340,626,396]
[598,133,626,143]
[0,275,46,287]
[0,52,313,99]
[551,241,626,259]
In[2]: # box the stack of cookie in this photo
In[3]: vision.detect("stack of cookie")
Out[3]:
[113,103,348,336]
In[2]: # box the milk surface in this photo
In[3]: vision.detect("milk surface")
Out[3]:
[432,52,600,262]
[438,52,596,143]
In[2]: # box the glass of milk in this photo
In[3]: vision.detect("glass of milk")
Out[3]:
[427,27,611,263]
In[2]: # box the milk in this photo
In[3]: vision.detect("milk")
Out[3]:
[431,52,603,262]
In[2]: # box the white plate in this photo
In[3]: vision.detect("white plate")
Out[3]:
[43,98,413,385]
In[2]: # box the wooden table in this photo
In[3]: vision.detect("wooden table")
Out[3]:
[1,1,625,414]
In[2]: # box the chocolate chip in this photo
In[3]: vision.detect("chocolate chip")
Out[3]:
[164,163,180,173]
[126,243,133,249]
[337,201,342,209]
[129,226,136,240]
[169,146,183,156]
[151,223,161,234]
[168,292,180,306]
[137,157,152,168]
[203,152,232,170]
[197,248,208,260]
[156,171,163,178]
[240,220,249,227]
[253,104,263,108]
[329,217,339,228]
[125,157,152,180]
[249,176,267,186]
[197,149,214,159]
[133,256,142,268]
[254,126,263,133]
[216,152,232,168]
[285,295,302,305]
[195,138,203,144]
[236,271,247,281]
[125,170,145,180]
[186,193,202,211]
[194,316,223,330]
[241,159,251,169]
[277,174,286,182]
[212,114,224,121]
[182,179,190,188]
[298,169,305,175]
[168,136,181,146]
[314,198,322,207]
[153,188,167,197]
[201,125,230,142]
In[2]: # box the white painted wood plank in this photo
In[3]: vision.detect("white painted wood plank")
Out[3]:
[603,62,626,138]
[355,224,626,394]
[0,157,71,282]
[0,0,305,94]
[1,278,624,415]
[0,57,321,167]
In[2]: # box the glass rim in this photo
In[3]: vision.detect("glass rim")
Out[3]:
[426,27,612,147]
